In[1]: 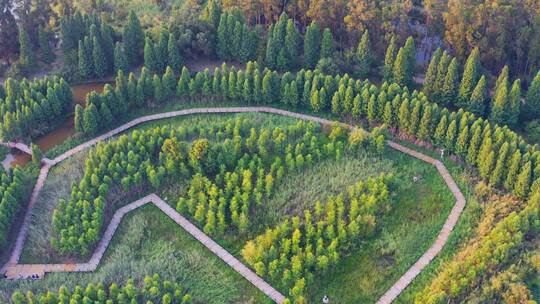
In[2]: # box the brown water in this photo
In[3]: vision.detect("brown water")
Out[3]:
[4,81,110,168]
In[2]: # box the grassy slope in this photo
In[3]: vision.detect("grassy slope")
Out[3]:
[1,205,268,303]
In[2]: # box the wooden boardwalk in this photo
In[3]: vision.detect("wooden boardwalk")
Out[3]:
[2,107,466,304]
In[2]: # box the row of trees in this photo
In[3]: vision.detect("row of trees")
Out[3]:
[0,76,73,141]
[0,168,27,250]
[144,29,183,74]
[242,174,393,302]
[415,192,540,303]
[216,11,260,63]
[73,60,540,200]
[11,274,191,304]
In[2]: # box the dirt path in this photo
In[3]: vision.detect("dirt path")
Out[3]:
[2,107,466,304]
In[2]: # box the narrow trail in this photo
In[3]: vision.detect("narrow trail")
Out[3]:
[2,107,466,304]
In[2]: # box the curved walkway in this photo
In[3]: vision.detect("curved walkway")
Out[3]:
[1,107,466,304]
[0,142,32,155]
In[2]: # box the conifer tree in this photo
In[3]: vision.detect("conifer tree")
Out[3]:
[458,48,480,108]
[441,58,459,106]
[156,29,169,73]
[508,79,521,126]
[114,42,129,73]
[304,21,321,69]
[31,143,42,166]
[423,47,442,99]
[100,24,115,71]
[514,161,532,198]
[153,75,164,103]
[467,125,482,164]
[177,67,190,97]
[78,39,93,80]
[93,36,107,79]
[74,104,84,133]
[217,13,229,59]
[524,70,540,121]
[18,27,36,74]
[383,37,396,82]
[38,26,55,64]
[434,115,447,146]
[504,150,522,191]
[468,75,487,116]
[433,52,450,100]
[265,23,277,68]
[445,119,457,150]
[167,32,182,72]
[489,142,509,187]
[144,37,157,72]
[162,66,176,98]
[477,137,494,179]
[455,125,469,157]
[99,102,113,126]
[397,99,410,132]
[417,105,432,141]
[83,103,100,134]
[285,19,300,69]
[490,73,508,125]
[320,28,335,59]
[123,11,145,65]
[357,30,372,79]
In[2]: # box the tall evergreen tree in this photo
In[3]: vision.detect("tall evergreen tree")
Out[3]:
[156,29,169,73]
[468,75,487,116]
[441,58,459,106]
[265,23,277,68]
[18,27,36,74]
[490,72,509,125]
[78,40,93,80]
[74,104,84,133]
[167,32,182,72]
[100,24,115,70]
[393,48,409,87]
[304,21,321,69]
[423,47,442,99]
[383,37,397,82]
[144,37,157,72]
[320,28,335,59]
[92,36,107,79]
[524,70,540,121]
[83,103,100,134]
[508,79,521,126]
[123,11,145,66]
[38,26,55,64]
[458,48,480,108]
[357,30,372,79]
[284,19,300,69]
[114,42,129,73]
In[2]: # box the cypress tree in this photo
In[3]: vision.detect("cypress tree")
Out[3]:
[156,29,169,73]
[514,161,532,198]
[458,48,480,108]
[99,102,113,126]
[162,66,176,98]
[38,26,55,64]
[167,32,182,72]
[433,52,450,101]
[74,104,84,133]
[114,42,129,73]
[285,19,300,69]
[490,74,508,125]
[232,21,243,60]
[495,65,509,94]
[304,21,321,69]
[320,28,335,59]
[153,74,164,103]
[444,119,457,150]
[18,27,36,74]
[393,48,409,87]
[93,36,107,79]
[78,40,92,80]
[508,79,521,126]
[144,37,157,72]
[217,13,229,59]
[383,37,396,82]
[468,75,487,116]
[455,125,469,157]
[177,67,190,97]
[441,58,459,106]
[100,24,115,71]
[423,47,442,99]
[434,115,447,146]
[417,105,432,141]
[265,23,277,68]
[489,142,509,187]
[524,70,540,121]
[467,125,482,164]
[504,150,522,191]
[311,89,320,112]
[31,143,42,166]
[83,103,100,134]
[477,137,494,179]
[397,99,410,132]
[357,30,372,79]
[123,11,144,65]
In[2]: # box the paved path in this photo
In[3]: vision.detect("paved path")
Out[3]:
[0,141,32,155]
[2,107,466,304]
